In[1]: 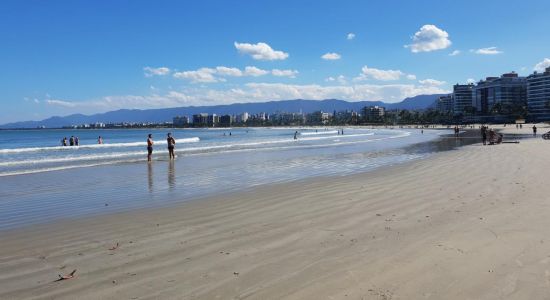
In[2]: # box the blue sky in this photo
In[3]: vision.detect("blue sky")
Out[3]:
[1,0,550,123]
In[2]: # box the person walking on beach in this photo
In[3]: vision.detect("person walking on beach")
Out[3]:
[147,134,154,162]
[167,133,176,160]
[533,125,537,136]
[481,125,487,145]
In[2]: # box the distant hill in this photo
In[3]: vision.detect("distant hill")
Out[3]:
[1,95,444,129]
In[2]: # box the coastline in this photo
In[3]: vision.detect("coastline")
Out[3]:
[2,134,550,299]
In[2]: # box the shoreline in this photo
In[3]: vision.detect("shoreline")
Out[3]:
[2,134,550,299]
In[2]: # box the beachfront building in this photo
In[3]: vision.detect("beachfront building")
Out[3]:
[473,72,527,115]
[192,113,209,127]
[436,95,453,113]
[362,106,385,122]
[207,114,219,127]
[236,112,249,123]
[452,83,474,116]
[219,115,233,127]
[173,116,189,127]
[527,67,550,121]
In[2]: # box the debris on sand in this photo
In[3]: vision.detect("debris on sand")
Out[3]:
[55,269,77,282]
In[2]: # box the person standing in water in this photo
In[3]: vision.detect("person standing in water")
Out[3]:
[62,137,68,146]
[167,133,176,160]
[294,131,298,140]
[69,136,75,146]
[98,136,103,144]
[147,134,154,162]
[74,136,79,146]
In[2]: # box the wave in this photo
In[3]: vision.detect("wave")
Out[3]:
[0,137,200,154]
[300,130,339,136]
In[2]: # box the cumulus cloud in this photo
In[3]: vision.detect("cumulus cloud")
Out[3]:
[234,42,289,60]
[449,50,461,56]
[534,58,550,72]
[355,66,412,81]
[347,33,355,40]
[472,47,502,55]
[321,52,342,60]
[244,66,269,77]
[143,67,171,77]
[419,78,446,86]
[173,68,220,83]
[215,66,243,77]
[405,24,451,53]
[271,69,299,78]
[406,74,417,80]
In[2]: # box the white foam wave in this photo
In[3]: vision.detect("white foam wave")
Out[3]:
[0,137,200,154]
[300,130,339,136]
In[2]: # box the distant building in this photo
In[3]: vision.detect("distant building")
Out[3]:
[452,84,474,115]
[219,114,233,127]
[236,112,249,123]
[527,67,550,121]
[473,72,527,115]
[362,106,385,121]
[207,114,219,127]
[436,95,453,113]
[192,113,209,126]
[173,116,189,127]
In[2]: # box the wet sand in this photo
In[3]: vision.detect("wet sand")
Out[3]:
[1,133,550,299]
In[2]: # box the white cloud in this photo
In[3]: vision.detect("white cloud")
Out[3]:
[271,69,299,78]
[234,42,289,60]
[534,58,550,72]
[449,50,461,56]
[215,66,243,77]
[355,66,407,81]
[466,78,476,84]
[419,78,446,86]
[347,33,355,40]
[321,52,342,60]
[472,47,502,55]
[45,99,78,107]
[244,66,269,77]
[405,24,451,53]
[325,75,347,84]
[173,68,220,83]
[143,67,170,77]
[406,74,417,80]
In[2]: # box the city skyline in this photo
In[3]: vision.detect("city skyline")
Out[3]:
[1,0,550,123]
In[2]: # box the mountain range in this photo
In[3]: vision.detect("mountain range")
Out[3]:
[1,94,444,129]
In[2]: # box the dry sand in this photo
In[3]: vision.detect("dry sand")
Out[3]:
[1,135,550,299]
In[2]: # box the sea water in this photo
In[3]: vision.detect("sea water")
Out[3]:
[0,127,448,229]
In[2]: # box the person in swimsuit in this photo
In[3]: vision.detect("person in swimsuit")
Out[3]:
[147,134,154,162]
[98,136,103,144]
[167,133,176,160]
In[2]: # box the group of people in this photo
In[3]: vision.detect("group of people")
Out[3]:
[61,136,79,146]
[147,133,176,162]
[480,125,502,145]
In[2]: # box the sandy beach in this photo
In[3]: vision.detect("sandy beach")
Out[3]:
[1,131,550,299]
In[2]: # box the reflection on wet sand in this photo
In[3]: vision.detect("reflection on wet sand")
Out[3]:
[148,162,153,193]
[168,160,176,189]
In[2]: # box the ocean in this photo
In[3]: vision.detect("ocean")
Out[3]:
[0,127,450,230]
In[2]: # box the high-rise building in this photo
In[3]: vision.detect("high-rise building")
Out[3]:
[173,116,189,127]
[219,115,233,127]
[192,113,209,126]
[527,67,550,121]
[436,94,453,113]
[473,72,527,115]
[207,114,219,127]
[452,84,474,115]
[362,106,385,121]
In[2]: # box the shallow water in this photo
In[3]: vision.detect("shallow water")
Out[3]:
[0,127,449,230]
